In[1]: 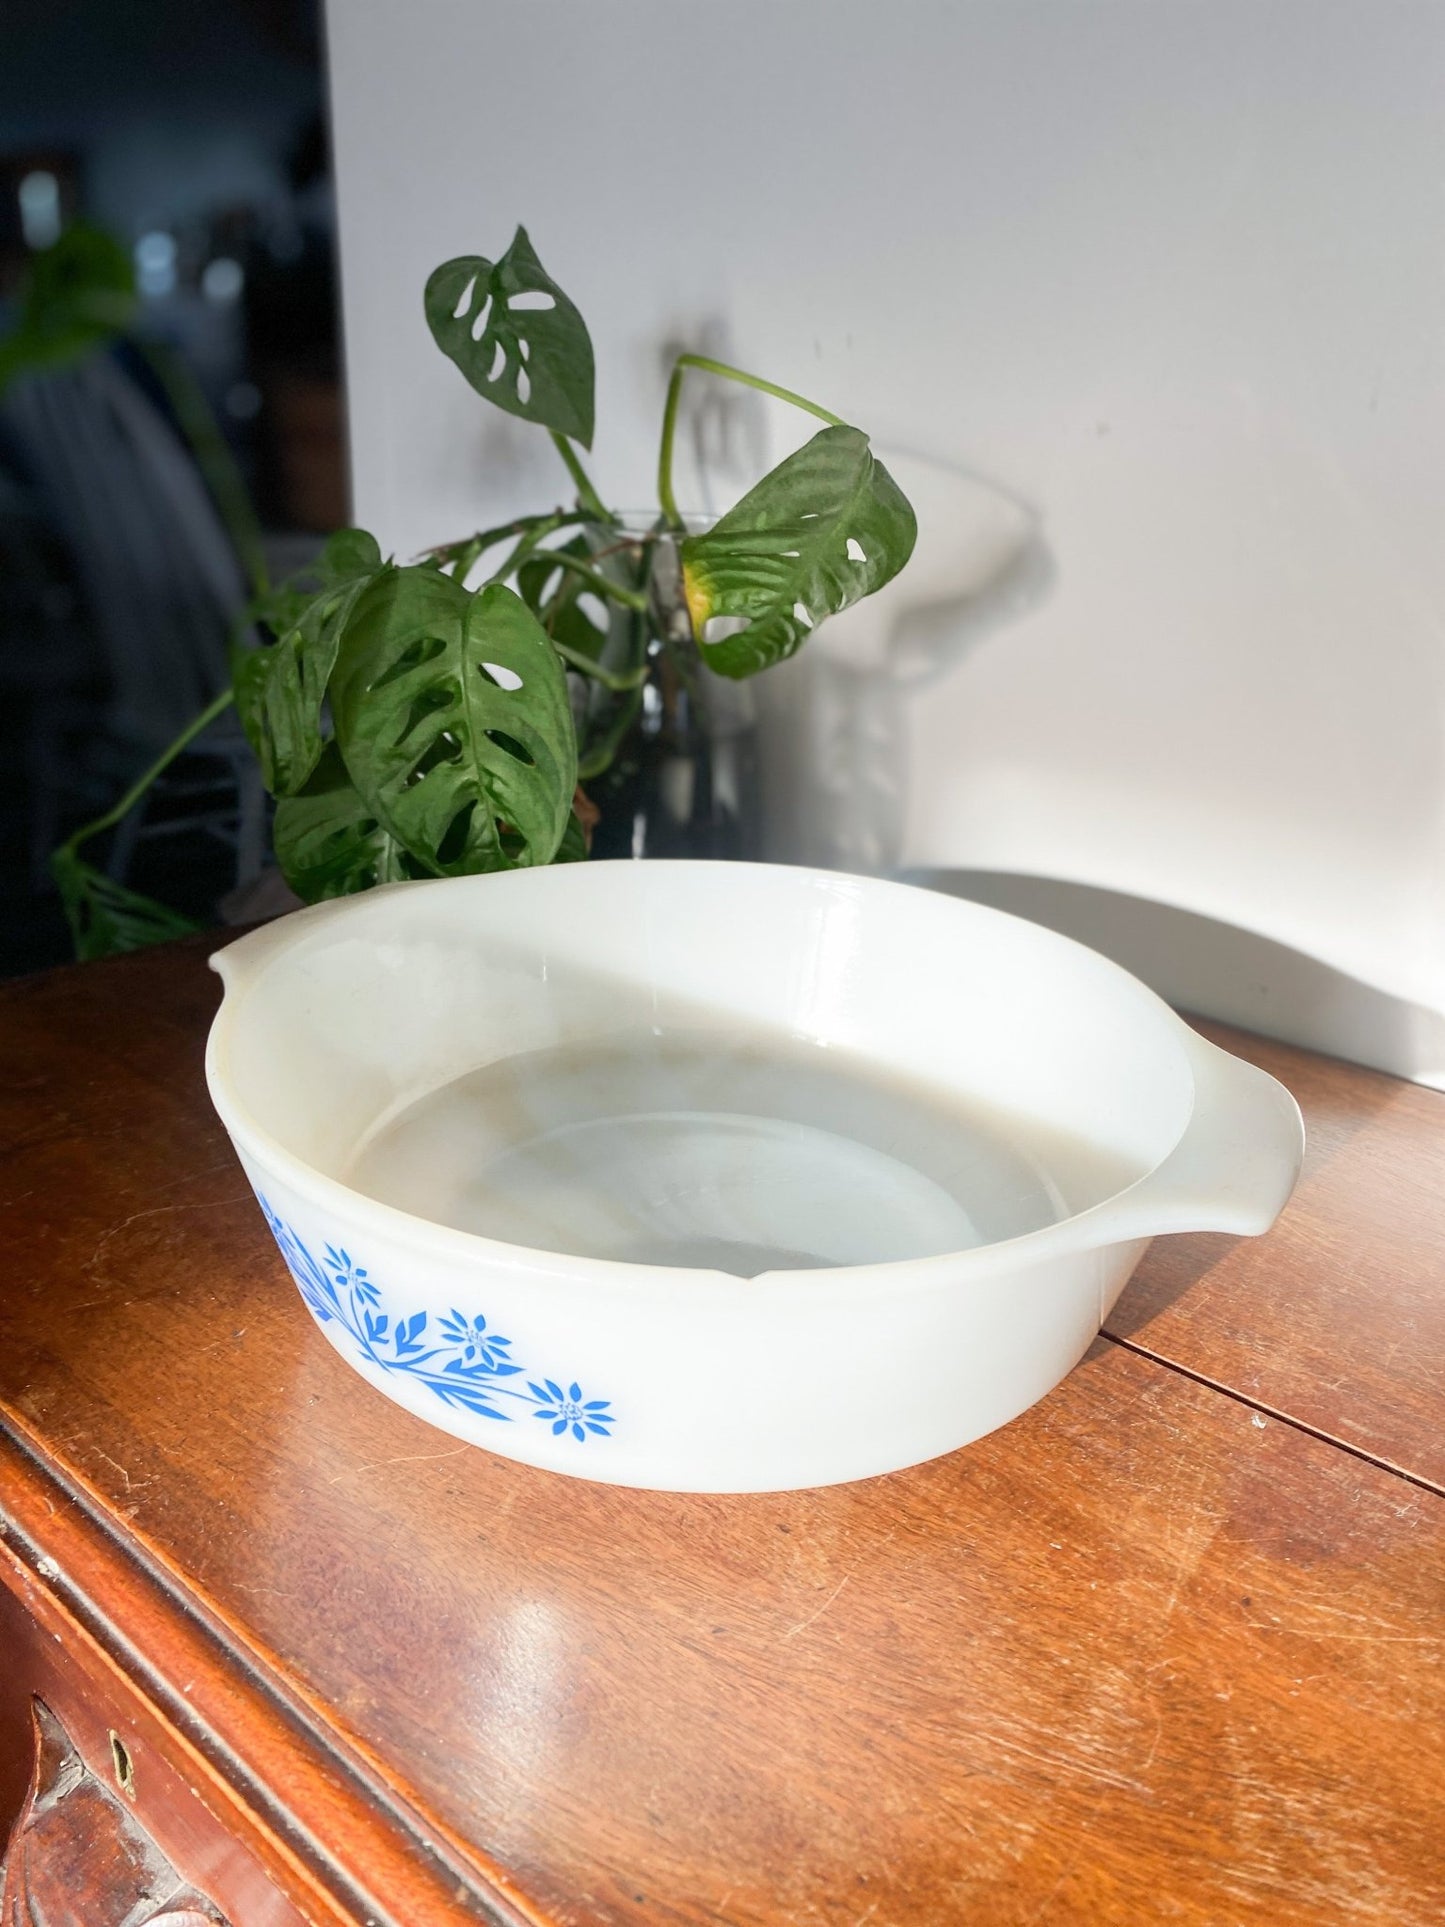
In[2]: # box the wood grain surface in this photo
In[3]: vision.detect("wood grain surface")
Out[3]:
[1,937,1442,1926]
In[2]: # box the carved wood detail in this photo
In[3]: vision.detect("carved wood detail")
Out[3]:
[0,1698,227,1927]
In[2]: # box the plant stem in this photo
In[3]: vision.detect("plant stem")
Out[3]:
[545,550,650,611]
[656,353,846,528]
[423,509,577,568]
[445,537,485,583]
[589,533,656,564]
[480,519,648,614]
[551,640,652,691]
[485,514,569,588]
[57,685,237,858]
[549,432,614,525]
[577,682,645,781]
[136,337,269,600]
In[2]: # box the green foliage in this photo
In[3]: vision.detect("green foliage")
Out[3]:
[233,529,383,796]
[328,568,577,874]
[554,810,593,864]
[680,427,917,679]
[272,743,416,899]
[52,222,919,960]
[52,844,199,961]
[320,528,387,582]
[425,225,596,447]
[0,225,136,395]
[576,682,644,784]
[517,533,616,664]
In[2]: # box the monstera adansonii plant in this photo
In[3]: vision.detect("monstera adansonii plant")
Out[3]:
[53,225,916,956]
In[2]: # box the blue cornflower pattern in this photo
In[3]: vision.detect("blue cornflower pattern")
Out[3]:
[327,1246,379,1307]
[259,1199,614,1444]
[528,1380,615,1442]
[438,1309,515,1371]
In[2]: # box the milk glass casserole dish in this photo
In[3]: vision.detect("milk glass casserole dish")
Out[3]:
[206,862,1303,1492]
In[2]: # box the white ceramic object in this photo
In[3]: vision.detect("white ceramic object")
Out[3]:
[206,863,1303,1493]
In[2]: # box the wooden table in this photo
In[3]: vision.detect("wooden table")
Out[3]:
[0,935,1441,1925]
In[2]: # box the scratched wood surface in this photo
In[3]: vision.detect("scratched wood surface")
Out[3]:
[1,938,1443,1925]
[1111,1022,1445,1494]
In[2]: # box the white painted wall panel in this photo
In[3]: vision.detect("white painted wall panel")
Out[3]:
[326,0,1445,1068]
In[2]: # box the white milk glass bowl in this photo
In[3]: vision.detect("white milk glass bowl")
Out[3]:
[206,862,1303,1492]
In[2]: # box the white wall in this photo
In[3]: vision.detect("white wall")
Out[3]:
[326,0,1445,1075]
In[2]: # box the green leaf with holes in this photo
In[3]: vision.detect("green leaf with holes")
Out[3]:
[425,226,595,448]
[233,532,385,797]
[679,425,916,680]
[272,743,416,900]
[328,567,577,876]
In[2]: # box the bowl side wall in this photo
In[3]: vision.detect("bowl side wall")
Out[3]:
[241,1148,1151,1492]
[212,865,1196,1200]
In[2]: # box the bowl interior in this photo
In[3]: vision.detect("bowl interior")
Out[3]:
[213,864,1194,1274]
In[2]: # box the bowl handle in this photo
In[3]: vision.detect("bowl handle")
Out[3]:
[1095,1031,1305,1243]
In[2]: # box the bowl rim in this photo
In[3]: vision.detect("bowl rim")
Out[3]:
[204,861,1203,1296]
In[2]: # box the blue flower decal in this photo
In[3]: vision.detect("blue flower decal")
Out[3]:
[438,1309,516,1372]
[259,1201,614,1445]
[528,1380,614,1442]
[326,1246,379,1307]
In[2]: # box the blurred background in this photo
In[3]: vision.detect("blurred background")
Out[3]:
[0,0,339,974]
[4,1,1444,1084]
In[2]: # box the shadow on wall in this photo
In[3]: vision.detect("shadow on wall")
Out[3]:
[757,451,1054,875]
[912,869,1445,1090]
[750,452,1445,1088]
